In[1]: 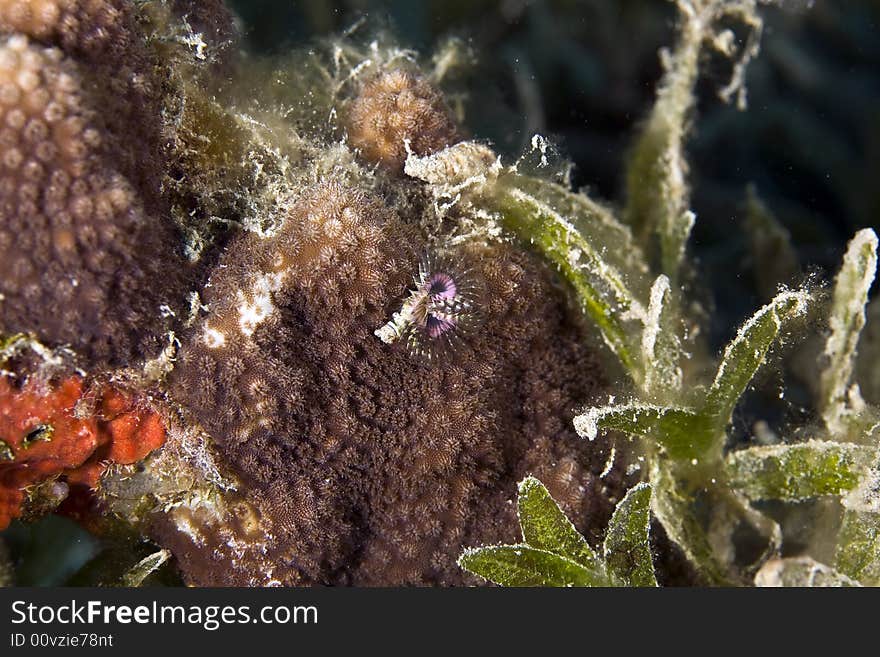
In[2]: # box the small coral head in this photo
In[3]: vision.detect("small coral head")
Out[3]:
[345,67,460,170]
[375,255,478,359]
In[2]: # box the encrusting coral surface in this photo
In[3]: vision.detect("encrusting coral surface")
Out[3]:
[159,181,616,585]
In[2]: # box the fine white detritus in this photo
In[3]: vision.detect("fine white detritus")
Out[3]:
[755,557,861,588]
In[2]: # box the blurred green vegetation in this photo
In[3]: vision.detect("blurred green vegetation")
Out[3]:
[1,516,180,587]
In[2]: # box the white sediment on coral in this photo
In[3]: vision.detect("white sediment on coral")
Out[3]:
[142,332,180,382]
[235,270,287,337]
[201,327,226,349]
[405,140,501,216]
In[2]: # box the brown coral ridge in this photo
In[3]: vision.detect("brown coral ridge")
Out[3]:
[0,373,167,529]
[0,30,189,368]
[156,181,619,586]
[345,68,461,171]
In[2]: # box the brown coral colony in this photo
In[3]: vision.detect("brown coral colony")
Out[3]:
[346,68,460,170]
[0,0,188,368]
[0,1,617,587]
[160,181,615,586]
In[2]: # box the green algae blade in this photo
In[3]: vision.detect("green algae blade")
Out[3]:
[702,288,811,435]
[623,16,701,280]
[820,228,878,436]
[505,174,651,290]
[641,274,683,399]
[650,463,730,586]
[835,510,880,586]
[624,0,767,281]
[458,545,605,587]
[725,441,872,502]
[603,483,657,587]
[517,476,604,575]
[574,403,712,460]
[836,450,880,586]
[490,177,646,383]
[856,296,880,406]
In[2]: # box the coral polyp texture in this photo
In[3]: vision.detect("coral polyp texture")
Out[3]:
[0,0,623,587]
[0,0,130,51]
[345,68,460,170]
[159,180,614,585]
[0,0,166,206]
[0,24,188,367]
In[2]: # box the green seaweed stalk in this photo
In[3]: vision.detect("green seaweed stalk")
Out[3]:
[819,229,879,437]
